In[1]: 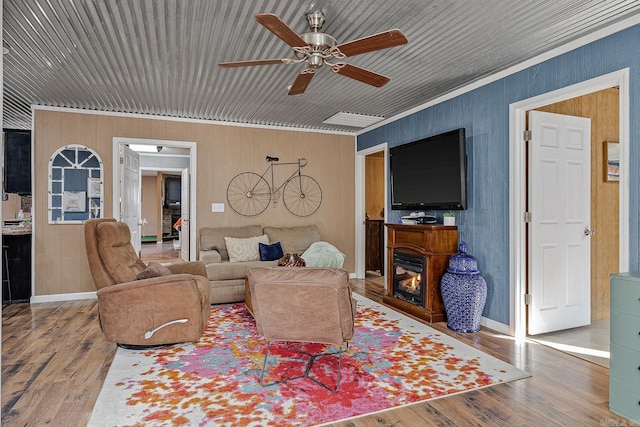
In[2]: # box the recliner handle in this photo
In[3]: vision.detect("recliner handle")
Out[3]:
[144,318,189,339]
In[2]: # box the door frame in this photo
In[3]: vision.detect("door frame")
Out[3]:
[139,166,186,244]
[509,68,630,341]
[113,137,198,261]
[355,142,388,278]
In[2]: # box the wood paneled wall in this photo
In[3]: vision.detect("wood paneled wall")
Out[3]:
[33,110,355,297]
[141,175,159,237]
[365,152,385,220]
[535,87,619,321]
[2,193,22,220]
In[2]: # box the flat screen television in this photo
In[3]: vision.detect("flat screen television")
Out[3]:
[390,128,467,210]
[165,176,181,208]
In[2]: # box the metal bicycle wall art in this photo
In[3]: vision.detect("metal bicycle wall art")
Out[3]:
[226,156,322,217]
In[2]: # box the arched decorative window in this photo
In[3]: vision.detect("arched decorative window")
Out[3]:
[48,145,103,224]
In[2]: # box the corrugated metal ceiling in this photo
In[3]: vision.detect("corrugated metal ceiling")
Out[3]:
[3,0,640,133]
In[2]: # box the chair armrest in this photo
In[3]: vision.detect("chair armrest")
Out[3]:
[96,274,208,345]
[199,249,222,264]
[167,261,207,277]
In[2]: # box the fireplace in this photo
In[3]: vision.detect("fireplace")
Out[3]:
[392,251,425,307]
[170,214,181,237]
[383,224,458,323]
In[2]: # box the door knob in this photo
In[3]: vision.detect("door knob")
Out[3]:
[584,227,595,236]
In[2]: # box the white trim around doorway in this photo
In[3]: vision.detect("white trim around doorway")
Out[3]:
[112,137,198,261]
[509,68,630,341]
[355,143,389,279]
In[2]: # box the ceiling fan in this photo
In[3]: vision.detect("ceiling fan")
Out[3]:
[218,11,408,95]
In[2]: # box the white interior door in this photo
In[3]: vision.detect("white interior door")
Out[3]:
[528,111,592,335]
[120,145,142,256]
[180,168,190,261]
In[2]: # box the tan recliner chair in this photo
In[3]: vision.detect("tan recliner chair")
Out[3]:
[247,266,356,392]
[84,218,211,347]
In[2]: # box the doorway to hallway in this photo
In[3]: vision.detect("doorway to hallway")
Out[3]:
[113,137,197,261]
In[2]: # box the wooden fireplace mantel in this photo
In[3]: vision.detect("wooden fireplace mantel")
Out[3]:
[383,223,458,323]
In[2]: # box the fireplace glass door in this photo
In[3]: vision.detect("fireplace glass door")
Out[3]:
[392,251,425,307]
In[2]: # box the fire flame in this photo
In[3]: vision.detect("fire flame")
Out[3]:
[399,273,421,291]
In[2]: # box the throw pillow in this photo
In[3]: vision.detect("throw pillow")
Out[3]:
[224,234,269,262]
[259,241,284,261]
[137,262,172,280]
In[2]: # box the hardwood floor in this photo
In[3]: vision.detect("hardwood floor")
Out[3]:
[2,300,114,426]
[2,279,626,426]
[139,240,182,264]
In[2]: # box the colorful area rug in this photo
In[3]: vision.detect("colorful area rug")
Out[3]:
[89,294,529,426]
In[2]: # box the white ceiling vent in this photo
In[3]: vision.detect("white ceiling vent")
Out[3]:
[322,112,385,128]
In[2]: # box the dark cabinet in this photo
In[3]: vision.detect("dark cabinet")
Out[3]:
[4,130,32,194]
[2,233,32,303]
[365,219,384,274]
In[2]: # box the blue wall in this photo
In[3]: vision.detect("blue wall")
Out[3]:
[357,25,640,325]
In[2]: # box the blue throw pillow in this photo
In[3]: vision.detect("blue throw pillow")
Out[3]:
[259,241,284,261]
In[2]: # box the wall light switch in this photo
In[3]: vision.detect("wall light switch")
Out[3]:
[212,203,224,212]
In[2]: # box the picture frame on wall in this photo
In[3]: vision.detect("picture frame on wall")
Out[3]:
[604,141,620,182]
[63,190,86,212]
[88,177,102,197]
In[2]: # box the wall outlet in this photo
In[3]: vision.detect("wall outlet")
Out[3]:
[211,203,224,212]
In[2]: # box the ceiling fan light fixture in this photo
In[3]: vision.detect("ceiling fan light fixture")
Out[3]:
[308,53,324,68]
[323,112,385,128]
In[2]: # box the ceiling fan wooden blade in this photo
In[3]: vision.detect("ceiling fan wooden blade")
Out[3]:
[334,29,408,57]
[218,58,290,68]
[288,69,315,95]
[254,13,308,48]
[332,63,390,87]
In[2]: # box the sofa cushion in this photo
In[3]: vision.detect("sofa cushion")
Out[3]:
[259,241,284,261]
[199,225,262,261]
[137,262,173,280]
[225,234,269,262]
[200,250,222,264]
[205,259,278,281]
[263,225,320,255]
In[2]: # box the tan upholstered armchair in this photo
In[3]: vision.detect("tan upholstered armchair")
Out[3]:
[84,218,211,347]
[247,266,356,392]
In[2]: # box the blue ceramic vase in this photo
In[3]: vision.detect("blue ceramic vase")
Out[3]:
[440,241,487,333]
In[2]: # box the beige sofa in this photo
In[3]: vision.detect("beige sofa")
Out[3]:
[199,224,322,304]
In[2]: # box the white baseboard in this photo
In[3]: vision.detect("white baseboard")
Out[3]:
[30,291,97,304]
[480,316,511,335]
[26,289,512,336]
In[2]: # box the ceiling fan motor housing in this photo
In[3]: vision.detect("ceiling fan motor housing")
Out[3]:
[300,32,337,68]
[301,32,337,50]
[306,11,325,31]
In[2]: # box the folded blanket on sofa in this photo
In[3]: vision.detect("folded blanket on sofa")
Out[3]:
[301,241,345,268]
